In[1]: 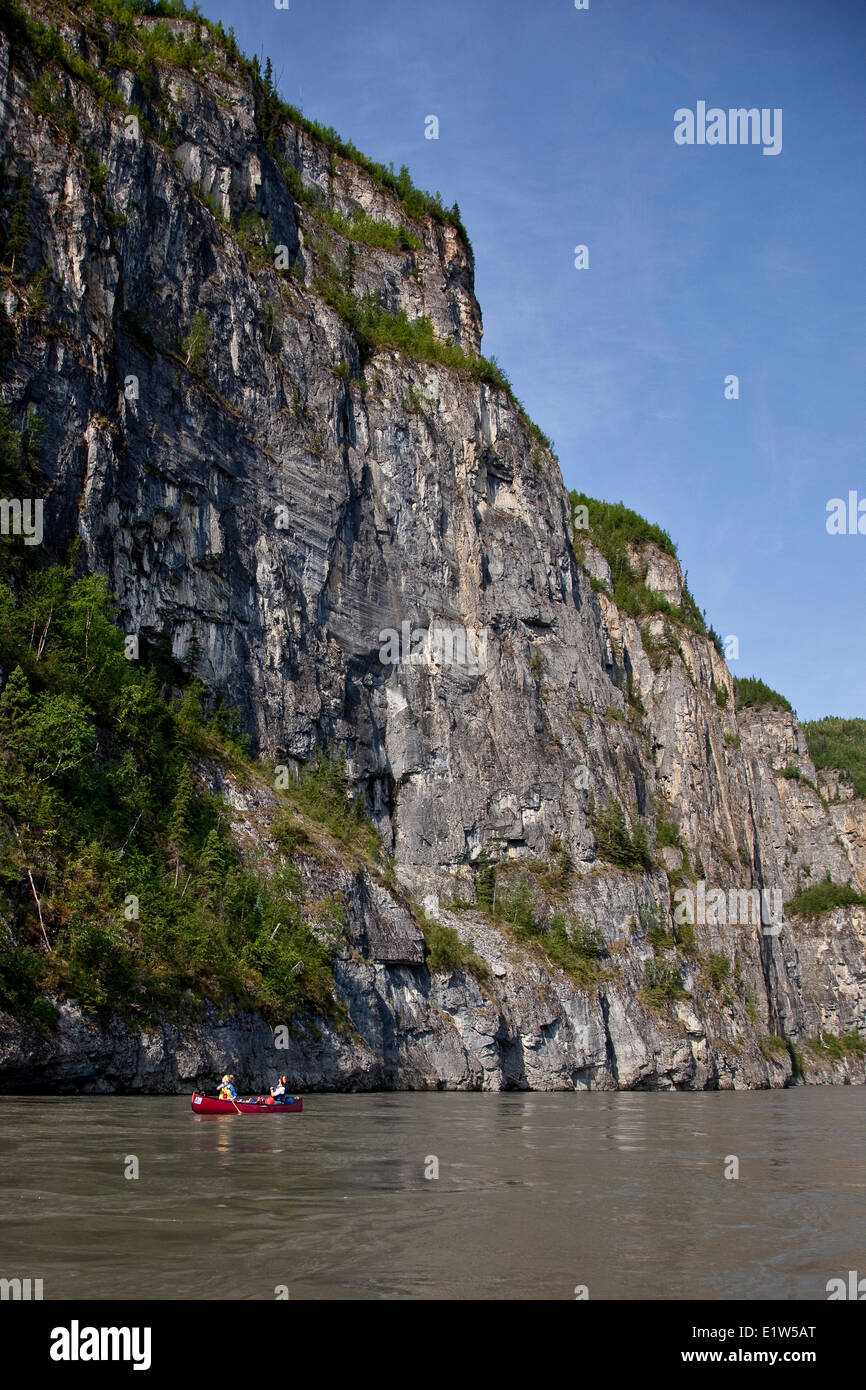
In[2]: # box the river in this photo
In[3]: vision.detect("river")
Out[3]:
[1,1088,863,1300]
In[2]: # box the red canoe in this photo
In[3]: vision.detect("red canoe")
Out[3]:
[191,1091,302,1114]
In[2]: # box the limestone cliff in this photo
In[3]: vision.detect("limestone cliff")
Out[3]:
[1,0,864,1091]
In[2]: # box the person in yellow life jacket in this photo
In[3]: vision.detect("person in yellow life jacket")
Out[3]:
[218,1074,237,1101]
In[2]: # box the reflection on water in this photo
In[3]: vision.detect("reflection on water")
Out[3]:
[0,1089,863,1300]
[189,1116,285,1157]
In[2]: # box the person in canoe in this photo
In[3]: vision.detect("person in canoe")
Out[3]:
[218,1074,237,1101]
[270,1074,289,1103]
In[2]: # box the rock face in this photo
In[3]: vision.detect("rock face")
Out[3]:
[1,3,865,1091]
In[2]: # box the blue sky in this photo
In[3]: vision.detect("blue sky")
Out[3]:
[204,0,866,721]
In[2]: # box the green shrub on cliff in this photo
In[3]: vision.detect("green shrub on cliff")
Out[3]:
[570,494,677,562]
[569,492,710,640]
[783,876,866,919]
[179,310,211,372]
[540,913,604,985]
[802,716,866,799]
[0,402,40,495]
[312,281,510,391]
[2,0,126,109]
[642,957,689,1008]
[733,676,793,713]
[0,566,357,1026]
[486,872,605,987]
[424,922,487,980]
[591,796,653,872]
[805,1031,866,1063]
[321,208,421,255]
[289,749,382,865]
[702,951,731,992]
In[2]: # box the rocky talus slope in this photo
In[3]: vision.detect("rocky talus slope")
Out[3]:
[1,2,864,1089]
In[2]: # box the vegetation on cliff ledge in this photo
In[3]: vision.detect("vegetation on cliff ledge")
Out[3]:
[469,860,607,989]
[568,494,804,720]
[0,566,380,1029]
[802,717,866,799]
[783,876,866,919]
[568,492,713,649]
[734,675,793,714]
